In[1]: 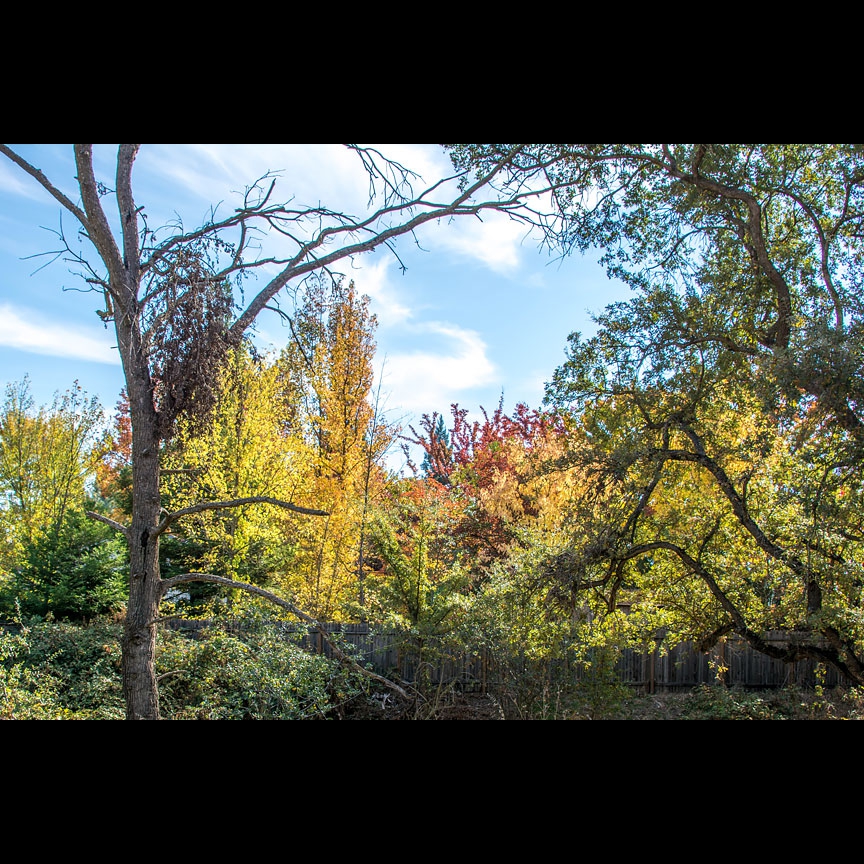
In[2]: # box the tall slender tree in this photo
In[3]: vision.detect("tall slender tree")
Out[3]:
[278,277,394,618]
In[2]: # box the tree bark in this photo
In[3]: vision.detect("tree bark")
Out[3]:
[121,355,164,719]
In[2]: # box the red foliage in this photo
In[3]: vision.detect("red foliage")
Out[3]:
[94,390,133,504]
[401,398,566,568]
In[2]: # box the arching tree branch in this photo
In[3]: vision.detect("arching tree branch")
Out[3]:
[159,572,409,699]
[622,540,864,682]
[85,510,130,537]
[154,496,329,537]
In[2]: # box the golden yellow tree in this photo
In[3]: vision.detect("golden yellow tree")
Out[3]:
[0,379,105,563]
[157,344,319,610]
[277,277,395,619]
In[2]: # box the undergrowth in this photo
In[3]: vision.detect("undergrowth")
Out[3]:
[3,617,863,719]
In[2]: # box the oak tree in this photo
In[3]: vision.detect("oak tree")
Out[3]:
[449,144,864,684]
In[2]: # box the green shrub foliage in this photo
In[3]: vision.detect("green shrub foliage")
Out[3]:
[0,508,128,621]
[1,616,365,720]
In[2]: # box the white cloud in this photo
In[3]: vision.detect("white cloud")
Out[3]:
[427,210,532,275]
[377,322,498,418]
[349,258,412,328]
[0,304,121,365]
[0,163,44,200]
[139,144,381,222]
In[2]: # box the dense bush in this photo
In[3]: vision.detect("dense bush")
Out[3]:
[1,615,367,720]
[0,616,125,719]
[156,622,367,720]
[4,616,862,720]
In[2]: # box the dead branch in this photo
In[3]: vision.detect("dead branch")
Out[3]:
[0,144,88,226]
[154,495,328,536]
[159,571,409,699]
[85,511,129,537]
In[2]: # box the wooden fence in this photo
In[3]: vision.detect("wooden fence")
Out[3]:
[610,631,850,691]
[163,620,853,692]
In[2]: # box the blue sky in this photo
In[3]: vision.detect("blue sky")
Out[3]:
[0,144,630,468]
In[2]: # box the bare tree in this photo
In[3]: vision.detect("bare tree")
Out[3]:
[0,143,569,719]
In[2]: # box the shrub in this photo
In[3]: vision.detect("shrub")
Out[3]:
[0,616,126,719]
[0,509,127,621]
[156,621,366,720]
[2,615,367,720]
[0,616,123,719]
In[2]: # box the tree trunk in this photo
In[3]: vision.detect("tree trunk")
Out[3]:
[121,376,164,720]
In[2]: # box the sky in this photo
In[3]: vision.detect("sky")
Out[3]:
[0,144,631,471]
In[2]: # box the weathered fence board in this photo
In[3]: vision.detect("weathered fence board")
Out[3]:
[161,620,852,691]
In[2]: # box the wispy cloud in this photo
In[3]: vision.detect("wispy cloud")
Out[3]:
[377,322,498,419]
[139,144,372,221]
[351,258,413,328]
[0,304,121,365]
[0,156,65,202]
[427,210,532,274]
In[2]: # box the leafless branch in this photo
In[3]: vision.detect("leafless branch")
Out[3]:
[85,511,130,537]
[155,495,328,536]
[345,144,422,208]
[30,220,110,290]
[0,144,89,225]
